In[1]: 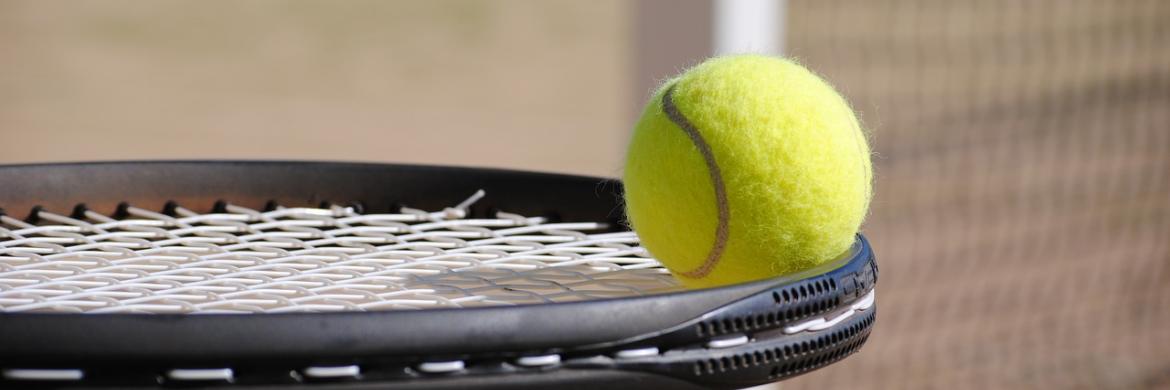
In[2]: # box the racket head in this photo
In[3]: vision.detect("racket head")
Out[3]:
[0,161,877,389]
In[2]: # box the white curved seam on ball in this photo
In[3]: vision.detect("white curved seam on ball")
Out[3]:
[660,84,731,280]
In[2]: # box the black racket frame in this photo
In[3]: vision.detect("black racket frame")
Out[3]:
[0,161,877,389]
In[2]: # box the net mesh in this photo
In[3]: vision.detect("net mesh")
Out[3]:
[783,1,1170,389]
[0,193,680,314]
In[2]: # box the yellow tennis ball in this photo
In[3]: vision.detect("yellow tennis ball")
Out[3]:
[624,55,872,289]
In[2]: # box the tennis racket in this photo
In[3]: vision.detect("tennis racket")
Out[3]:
[0,161,877,389]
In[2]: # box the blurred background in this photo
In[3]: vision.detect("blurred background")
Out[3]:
[2,0,1168,388]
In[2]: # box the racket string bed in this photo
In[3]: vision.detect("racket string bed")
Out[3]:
[0,198,682,314]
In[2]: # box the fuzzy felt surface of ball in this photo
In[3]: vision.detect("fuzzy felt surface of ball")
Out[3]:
[624,55,872,288]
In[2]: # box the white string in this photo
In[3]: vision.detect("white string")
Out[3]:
[0,195,680,314]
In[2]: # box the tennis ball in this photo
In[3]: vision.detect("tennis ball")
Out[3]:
[624,55,872,289]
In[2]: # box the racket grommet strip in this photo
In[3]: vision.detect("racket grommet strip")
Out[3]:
[416,361,465,374]
[69,203,89,219]
[2,368,84,381]
[112,202,131,219]
[302,365,360,379]
[23,205,43,223]
[166,368,233,382]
